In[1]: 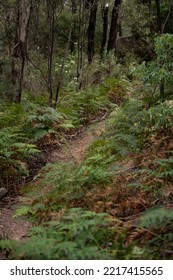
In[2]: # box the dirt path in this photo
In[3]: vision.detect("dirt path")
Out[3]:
[49,121,105,164]
[0,121,105,257]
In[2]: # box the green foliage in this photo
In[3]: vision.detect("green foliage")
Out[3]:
[106,99,146,155]
[146,101,173,129]
[99,77,129,104]
[0,239,17,255]
[0,103,28,129]
[105,97,173,157]
[139,207,173,259]
[72,88,109,124]
[122,0,149,38]
[0,127,39,182]
[144,155,173,183]
[59,86,110,126]
[23,106,63,141]
[14,205,33,218]
[131,34,173,99]
[13,208,133,260]
[41,151,114,207]
[153,157,173,178]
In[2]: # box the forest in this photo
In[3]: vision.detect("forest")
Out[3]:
[0,0,173,260]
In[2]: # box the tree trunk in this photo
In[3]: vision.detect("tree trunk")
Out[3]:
[155,0,168,96]
[12,0,32,103]
[100,3,109,58]
[87,0,98,63]
[155,0,162,33]
[107,0,122,53]
[162,0,172,34]
[55,28,72,108]
[46,0,56,107]
[76,0,85,90]
[70,0,77,53]
[147,0,152,31]
[159,81,165,98]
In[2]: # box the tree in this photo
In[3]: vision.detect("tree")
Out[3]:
[107,0,122,52]
[100,2,109,58]
[46,0,56,107]
[87,0,98,63]
[70,0,77,53]
[155,0,161,33]
[140,0,173,34]
[13,0,32,103]
[134,34,173,98]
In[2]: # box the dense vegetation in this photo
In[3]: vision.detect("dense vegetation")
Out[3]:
[0,0,173,260]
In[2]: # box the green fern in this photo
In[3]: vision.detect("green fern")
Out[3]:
[14,206,33,218]
[0,239,18,254]
[23,106,63,141]
[139,207,173,259]
[0,127,39,181]
[139,207,173,229]
[152,157,173,178]
[39,149,114,208]
[12,208,134,260]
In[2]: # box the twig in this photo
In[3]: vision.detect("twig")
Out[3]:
[28,57,49,91]
[162,0,172,34]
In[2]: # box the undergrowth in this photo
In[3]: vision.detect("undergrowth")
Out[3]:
[1,50,173,260]
[11,208,135,260]
[0,75,127,190]
[13,92,173,260]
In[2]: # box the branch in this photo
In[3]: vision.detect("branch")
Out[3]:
[162,0,172,34]
[28,57,49,91]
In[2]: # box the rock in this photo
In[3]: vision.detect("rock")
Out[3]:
[0,188,8,200]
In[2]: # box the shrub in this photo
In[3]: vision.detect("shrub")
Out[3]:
[0,127,39,185]
[13,208,134,260]
[138,207,173,259]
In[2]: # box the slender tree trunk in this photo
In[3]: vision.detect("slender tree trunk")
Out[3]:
[12,0,32,103]
[148,0,152,31]
[155,0,162,33]
[76,0,85,90]
[155,0,167,97]
[118,21,122,37]
[17,55,25,103]
[159,82,165,98]
[46,0,56,107]
[162,0,172,34]
[100,3,109,58]
[55,28,72,108]
[87,0,98,63]
[107,0,122,53]
[70,0,77,53]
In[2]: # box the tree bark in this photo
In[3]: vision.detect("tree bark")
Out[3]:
[162,0,172,34]
[107,0,122,53]
[87,0,98,63]
[46,0,56,107]
[155,0,162,33]
[147,0,152,31]
[76,0,85,90]
[100,3,109,58]
[70,0,77,53]
[55,28,72,108]
[12,0,32,103]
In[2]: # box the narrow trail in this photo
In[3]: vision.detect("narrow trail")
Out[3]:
[49,121,105,164]
[0,121,105,258]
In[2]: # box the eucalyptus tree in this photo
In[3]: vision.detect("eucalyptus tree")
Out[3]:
[107,0,122,52]
[87,0,98,63]
[100,1,109,58]
[0,0,32,102]
[13,0,32,103]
